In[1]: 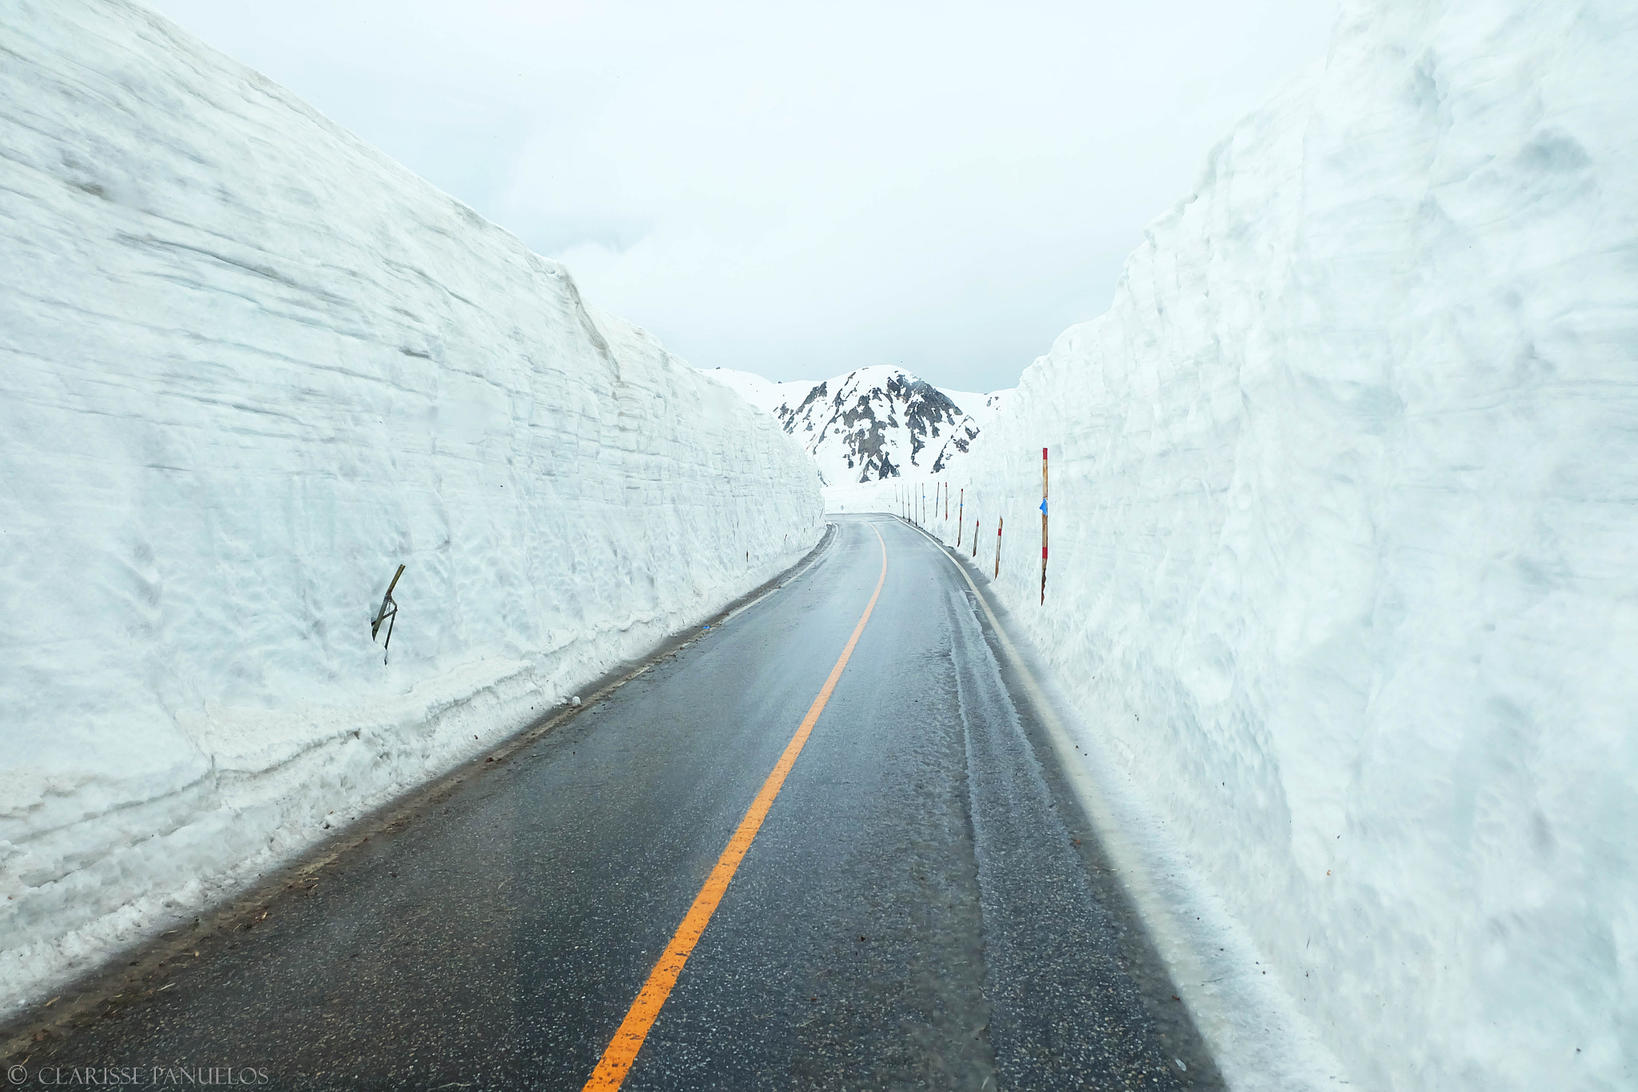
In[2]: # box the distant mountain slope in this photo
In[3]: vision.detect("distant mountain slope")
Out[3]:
[701,365,1013,485]
[696,367,817,417]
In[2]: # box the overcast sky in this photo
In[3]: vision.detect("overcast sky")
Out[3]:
[145,0,1336,393]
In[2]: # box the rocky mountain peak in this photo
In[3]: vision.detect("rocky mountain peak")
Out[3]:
[771,367,989,484]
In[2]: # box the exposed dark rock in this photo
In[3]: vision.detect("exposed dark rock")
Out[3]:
[772,368,984,485]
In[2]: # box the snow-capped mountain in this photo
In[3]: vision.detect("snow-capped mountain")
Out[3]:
[702,365,1011,486]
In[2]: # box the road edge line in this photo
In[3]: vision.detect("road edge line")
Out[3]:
[895,515,1347,1090]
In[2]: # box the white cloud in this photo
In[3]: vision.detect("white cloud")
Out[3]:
[143,0,1337,391]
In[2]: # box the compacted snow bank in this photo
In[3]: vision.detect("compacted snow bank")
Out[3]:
[930,2,1638,1089]
[0,0,821,1017]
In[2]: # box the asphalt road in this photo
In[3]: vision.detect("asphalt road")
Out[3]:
[7,515,1221,1090]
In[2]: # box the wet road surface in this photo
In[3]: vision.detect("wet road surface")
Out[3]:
[6,515,1221,1090]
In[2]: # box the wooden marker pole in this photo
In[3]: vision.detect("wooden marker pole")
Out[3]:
[994,517,1003,577]
[957,489,964,546]
[944,482,949,520]
[1041,447,1049,604]
[972,520,979,558]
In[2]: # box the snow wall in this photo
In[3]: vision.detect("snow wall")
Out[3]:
[0,0,822,1016]
[928,3,1637,1089]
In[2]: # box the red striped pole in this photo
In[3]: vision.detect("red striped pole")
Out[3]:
[1041,447,1049,605]
[994,516,1003,578]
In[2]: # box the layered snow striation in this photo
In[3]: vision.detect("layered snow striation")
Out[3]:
[0,0,822,1016]
[928,2,1638,1090]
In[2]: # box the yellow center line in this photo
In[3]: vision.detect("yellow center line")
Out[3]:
[583,522,889,1091]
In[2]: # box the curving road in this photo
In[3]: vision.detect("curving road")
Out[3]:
[8,515,1220,1090]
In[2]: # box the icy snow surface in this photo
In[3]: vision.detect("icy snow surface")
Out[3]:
[0,0,821,1016]
[918,2,1638,1088]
